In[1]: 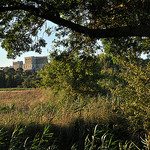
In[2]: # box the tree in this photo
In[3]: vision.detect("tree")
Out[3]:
[102,35,150,131]
[0,70,5,88]
[5,68,15,76]
[5,68,16,87]
[114,60,150,131]
[22,74,40,88]
[102,36,150,61]
[38,51,120,98]
[16,68,23,76]
[0,0,150,58]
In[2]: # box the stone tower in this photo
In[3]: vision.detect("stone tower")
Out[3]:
[23,56,48,72]
[13,61,23,70]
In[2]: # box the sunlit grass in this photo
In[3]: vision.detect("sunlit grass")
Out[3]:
[0,88,149,149]
[0,89,120,128]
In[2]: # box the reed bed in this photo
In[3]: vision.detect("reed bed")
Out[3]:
[0,89,149,149]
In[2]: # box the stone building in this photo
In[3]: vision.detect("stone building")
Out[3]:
[13,61,23,70]
[23,56,48,72]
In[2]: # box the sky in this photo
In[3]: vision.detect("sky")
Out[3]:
[0,22,56,67]
[0,44,51,67]
[0,20,148,67]
[0,39,147,67]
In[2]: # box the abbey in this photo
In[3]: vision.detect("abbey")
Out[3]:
[23,56,48,72]
[12,56,48,72]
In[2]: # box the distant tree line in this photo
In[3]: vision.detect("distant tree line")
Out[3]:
[0,68,41,88]
[1,54,149,92]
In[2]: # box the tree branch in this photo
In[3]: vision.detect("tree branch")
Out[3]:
[0,4,150,38]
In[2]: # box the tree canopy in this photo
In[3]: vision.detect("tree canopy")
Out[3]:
[0,0,150,58]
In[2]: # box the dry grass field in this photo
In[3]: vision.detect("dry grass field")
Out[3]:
[0,89,149,149]
[0,89,44,126]
[0,88,120,128]
[0,89,41,103]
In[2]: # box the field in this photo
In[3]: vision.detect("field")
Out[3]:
[0,89,149,149]
[0,88,121,127]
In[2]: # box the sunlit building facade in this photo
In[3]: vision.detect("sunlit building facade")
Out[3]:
[23,56,48,72]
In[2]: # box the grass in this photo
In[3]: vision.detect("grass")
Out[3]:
[0,88,33,91]
[0,89,149,149]
[0,89,122,127]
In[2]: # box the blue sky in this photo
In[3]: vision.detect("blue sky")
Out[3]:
[0,22,56,67]
[0,43,51,67]
[0,20,148,67]
[0,40,147,67]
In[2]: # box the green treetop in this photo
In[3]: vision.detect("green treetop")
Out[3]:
[0,0,150,58]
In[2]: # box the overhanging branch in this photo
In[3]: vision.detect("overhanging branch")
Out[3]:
[0,4,150,38]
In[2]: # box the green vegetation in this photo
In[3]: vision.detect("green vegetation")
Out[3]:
[0,49,149,150]
[0,0,150,59]
[0,88,33,91]
[38,53,112,97]
[0,52,150,149]
[0,69,40,88]
[0,1,150,149]
[0,89,149,150]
